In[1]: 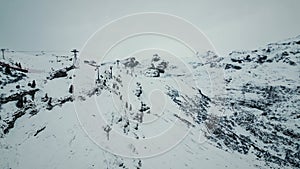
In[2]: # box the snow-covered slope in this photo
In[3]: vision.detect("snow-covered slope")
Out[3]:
[0,36,299,169]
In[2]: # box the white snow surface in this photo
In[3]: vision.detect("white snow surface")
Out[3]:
[0,36,299,169]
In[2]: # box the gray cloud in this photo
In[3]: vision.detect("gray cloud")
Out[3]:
[0,0,299,55]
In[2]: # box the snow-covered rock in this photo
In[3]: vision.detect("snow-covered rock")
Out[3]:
[0,35,299,169]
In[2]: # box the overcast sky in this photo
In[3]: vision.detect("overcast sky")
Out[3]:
[0,0,299,56]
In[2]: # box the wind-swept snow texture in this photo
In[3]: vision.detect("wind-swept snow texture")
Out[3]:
[0,36,299,169]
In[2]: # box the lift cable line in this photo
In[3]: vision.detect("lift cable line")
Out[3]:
[15,50,69,52]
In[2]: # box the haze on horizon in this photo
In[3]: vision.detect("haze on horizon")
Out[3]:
[0,0,299,56]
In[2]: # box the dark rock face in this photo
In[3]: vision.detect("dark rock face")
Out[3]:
[3,104,35,134]
[0,89,39,104]
[209,95,300,168]
[0,87,74,136]
[46,96,74,110]
[172,37,300,168]
[172,84,300,168]
[0,65,26,86]
[229,40,298,67]
[48,65,75,80]
[167,88,210,124]
[209,37,300,168]
[34,126,46,136]
[216,37,300,167]
[225,64,242,70]
[143,68,160,77]
[123,57,139,68]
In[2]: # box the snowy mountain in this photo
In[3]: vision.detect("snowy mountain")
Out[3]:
[0,36,299,169]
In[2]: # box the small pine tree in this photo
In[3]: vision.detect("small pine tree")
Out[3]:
[48,97,52,107]
[41,93,48,102]
[31,80,36,88]
[69,85,74,94]
[31,92,35,101]
[16,96,23,108]
[5,65,11,75]
[46,97,53,110]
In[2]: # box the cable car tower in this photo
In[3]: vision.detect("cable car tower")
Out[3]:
[95,65,101,84]
[71,49,79,66]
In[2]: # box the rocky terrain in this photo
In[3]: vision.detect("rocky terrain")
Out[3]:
[0,36,299,169]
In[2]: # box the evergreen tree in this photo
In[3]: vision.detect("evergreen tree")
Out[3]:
[69,85,74,94]
[31,80,36,88]
[16,96,23,108]
[5,65,11,75]
[48,97,52,107]
[46,97,53,110]
[42,93,48,102]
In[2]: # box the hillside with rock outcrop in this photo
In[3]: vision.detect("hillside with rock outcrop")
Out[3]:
[0,36,299,169]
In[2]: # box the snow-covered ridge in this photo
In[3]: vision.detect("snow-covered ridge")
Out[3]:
[0,35,299,169]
